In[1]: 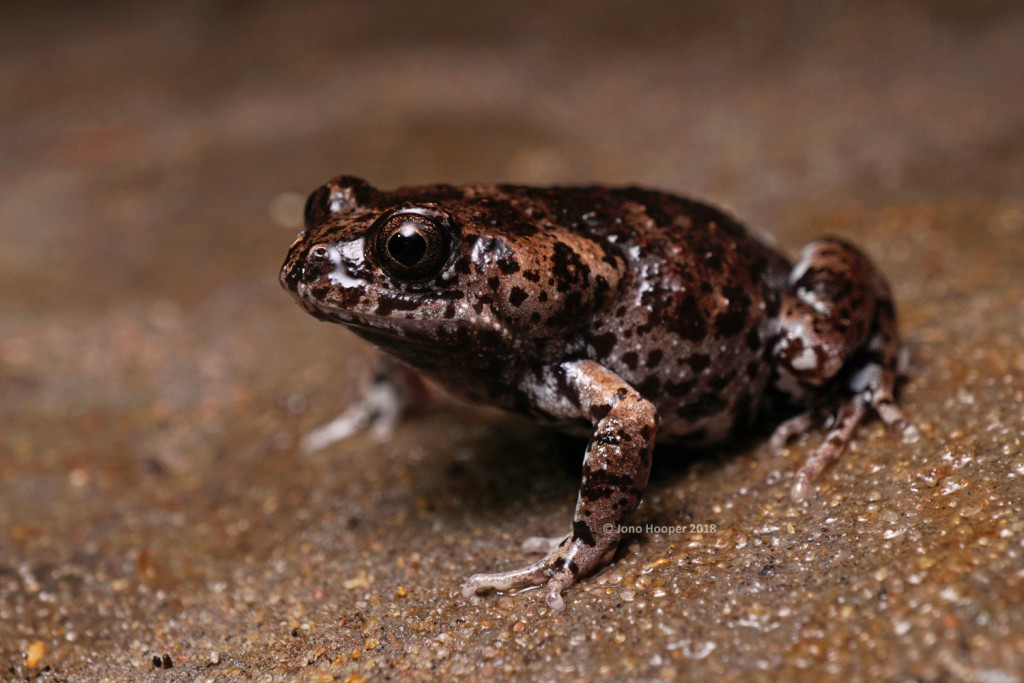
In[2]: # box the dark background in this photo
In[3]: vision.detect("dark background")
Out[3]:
[2,2,1023,680]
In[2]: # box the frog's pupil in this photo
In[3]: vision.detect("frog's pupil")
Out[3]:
[388,225,428,267]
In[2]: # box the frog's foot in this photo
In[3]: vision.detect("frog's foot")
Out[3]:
[299,357,427,453]
[462,537,617,612]
[299,379,402,453]
[783,384,918,501]
[790,397,867,501]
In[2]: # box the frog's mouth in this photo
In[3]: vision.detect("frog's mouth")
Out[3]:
[320,308,456,339]
[289,286,467,341]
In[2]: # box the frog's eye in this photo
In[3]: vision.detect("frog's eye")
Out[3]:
[372,208,455,282]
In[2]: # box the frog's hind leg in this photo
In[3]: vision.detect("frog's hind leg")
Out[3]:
[770,238,916,500]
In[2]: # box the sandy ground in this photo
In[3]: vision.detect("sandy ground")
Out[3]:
[2,1,1023,681]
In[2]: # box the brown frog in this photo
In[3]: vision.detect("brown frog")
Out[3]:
[279,176,916,611]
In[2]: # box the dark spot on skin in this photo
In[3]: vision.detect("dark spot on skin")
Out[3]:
[665,379,696,398]
[646,349,663,367]
[746,360,762,380]
[530,312,541,323]
[689,353,711,373]
[444,301,456,318]
[509,286,528,307]
[590,332,617,357]
[573,521,597,546]
[715,309,748,336]
[708,370,738,392]
[551,241,591,292]
[538,291,548,303]
[622,351,639,370]
[580,469,636,502]
[703,250,723,272]
[669,295,707,342]
[590,403,611,421]
[487,276,500,291]
[593,276,611,307]
[715,285,753,337]
[747,326,762,351]
[472,197,540,236]
[523,270,541,282]
[638,375,661,397]
[616,306,627,317]
[497,254,519,274]
[375,296,421,317]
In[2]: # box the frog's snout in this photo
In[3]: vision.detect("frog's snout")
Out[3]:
[280,243,332,294]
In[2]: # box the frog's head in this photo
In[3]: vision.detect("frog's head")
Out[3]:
[280,176,519,359]
[282,177,626,367]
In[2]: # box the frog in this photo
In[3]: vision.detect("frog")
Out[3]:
[279,175,917,612]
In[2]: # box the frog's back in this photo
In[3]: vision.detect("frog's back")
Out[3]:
[494,183,793,444]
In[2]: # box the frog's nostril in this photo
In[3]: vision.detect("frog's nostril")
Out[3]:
[310,245,330,260]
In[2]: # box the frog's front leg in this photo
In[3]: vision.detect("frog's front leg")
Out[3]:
[300,356,426,453]
[462,360,660,612]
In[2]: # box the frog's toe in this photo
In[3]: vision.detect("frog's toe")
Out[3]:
[461,556,552,598]
[791,397,868,501]
[461,558,575,613]
[870,390,919,443]
[769,411,816,454]
[544,570,574,612]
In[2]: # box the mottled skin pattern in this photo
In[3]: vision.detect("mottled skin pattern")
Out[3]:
[280,176,915,611]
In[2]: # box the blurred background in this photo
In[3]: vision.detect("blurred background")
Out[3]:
[2,1,1023,680]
